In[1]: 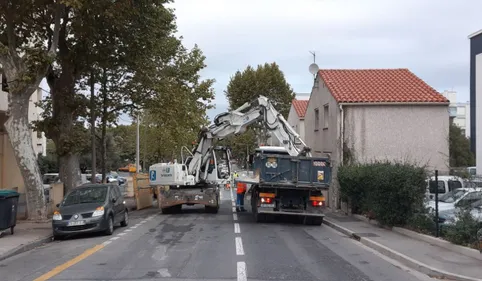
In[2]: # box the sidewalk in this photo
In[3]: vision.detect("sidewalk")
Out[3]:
[0,221,52,262]
[324,211,482,281]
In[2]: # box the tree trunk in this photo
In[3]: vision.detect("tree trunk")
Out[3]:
[100,69,108,183]
[47,70,81,193]
[4,94,46,221]
[58,154,81,194]
[100,120,107,182]
[90,71,97,183]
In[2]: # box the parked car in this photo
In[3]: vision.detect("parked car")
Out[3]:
[439,199,482,225]
[426,188,482,213]
[52,183,128,240]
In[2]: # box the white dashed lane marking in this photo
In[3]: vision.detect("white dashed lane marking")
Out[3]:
[234,223,240,233]
[235,237,244,255]
[233,213,238,221]
[237,262,247,281]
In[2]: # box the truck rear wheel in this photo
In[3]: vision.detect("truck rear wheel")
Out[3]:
[205,195,219,213]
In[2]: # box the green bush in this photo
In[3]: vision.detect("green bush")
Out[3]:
[338,162,427,227]
[443,209,482,249]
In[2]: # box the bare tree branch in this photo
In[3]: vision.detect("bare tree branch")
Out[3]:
[48,3,64,56]
[5,2,16,53]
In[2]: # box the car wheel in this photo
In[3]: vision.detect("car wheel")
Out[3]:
[120,210,129,227]
[105,216,114,235]
[53,233,64,240]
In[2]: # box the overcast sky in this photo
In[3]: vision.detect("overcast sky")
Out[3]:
[167,0,482,121]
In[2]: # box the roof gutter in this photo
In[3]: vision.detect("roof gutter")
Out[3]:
[338,102,450,106]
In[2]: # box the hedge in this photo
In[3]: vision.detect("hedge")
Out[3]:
[338,162,427,227]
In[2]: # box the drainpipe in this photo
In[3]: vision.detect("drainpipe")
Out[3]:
[338,104,344,210]
[339,104,344,164]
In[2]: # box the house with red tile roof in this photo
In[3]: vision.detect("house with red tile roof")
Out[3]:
[287,99,309,141]
[304,68,450,209]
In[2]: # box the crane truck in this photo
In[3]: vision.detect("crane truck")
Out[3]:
[149,95,332,224]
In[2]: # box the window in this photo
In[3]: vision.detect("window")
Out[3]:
[1,74,8,92]
[314,108,319,130]
[448,106,457,117]
[37,131,42,139]
[447,180,462,192]
[429,180,445,194]
[323,104,329,129]
[456,191,482,208]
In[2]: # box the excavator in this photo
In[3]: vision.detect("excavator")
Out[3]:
[149,95,331,224]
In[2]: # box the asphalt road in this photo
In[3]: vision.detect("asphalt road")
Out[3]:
[0,189,436,281]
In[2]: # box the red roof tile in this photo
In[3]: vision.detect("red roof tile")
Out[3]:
[292,99,308,118]
[317,69,449,104]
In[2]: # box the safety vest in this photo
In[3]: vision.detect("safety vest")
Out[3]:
[236,182,247,194]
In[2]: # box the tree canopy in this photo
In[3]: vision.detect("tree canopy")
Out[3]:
[449,123,474,167]
[222,62,295,162]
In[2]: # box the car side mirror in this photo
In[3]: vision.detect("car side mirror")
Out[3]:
[56,203,60,208]
[112,198,117,203]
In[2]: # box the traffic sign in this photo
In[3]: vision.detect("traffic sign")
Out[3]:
[149,170,156,181]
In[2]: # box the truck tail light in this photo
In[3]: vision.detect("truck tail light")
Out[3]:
[311,200,324,207]
[310,196,325,207]
[261,197,273,204]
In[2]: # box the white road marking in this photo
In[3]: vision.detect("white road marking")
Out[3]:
[232,201,236,207]
[125,229,132,232]
[118,233,126,236]
[131,226,138,229]
[237,261,247,281]
[110,237,119,241]
[102,241,112,246]
[233,213,238,221]
[232,207,236,212]
[234,223,241,233]
[141,220,147,223]
[158,268,171,277]
[220,191,224,200]
[235,237,244,255]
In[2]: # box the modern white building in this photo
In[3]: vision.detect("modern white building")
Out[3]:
[469,29,482,175]
[442,90,470,138]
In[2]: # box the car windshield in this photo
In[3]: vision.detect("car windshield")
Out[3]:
[62,186,108,206]
[439,189,466,203]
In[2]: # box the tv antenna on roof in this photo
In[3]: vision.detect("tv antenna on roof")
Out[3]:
[308,51,319,78]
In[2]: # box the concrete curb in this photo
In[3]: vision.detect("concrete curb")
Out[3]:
[324,218,482,281]
[352,214,482,261]
[0,235,53,262]
[392,227,482,262]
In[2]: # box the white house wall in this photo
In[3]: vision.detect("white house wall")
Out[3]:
[344,105,449,172]
[286,104,306,141]
[304,78,341,208]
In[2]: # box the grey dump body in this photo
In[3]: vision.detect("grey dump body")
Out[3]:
[249,150,331,224]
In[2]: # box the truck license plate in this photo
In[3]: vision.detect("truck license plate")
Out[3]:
[260,204,275,208]
[68,221,85,226]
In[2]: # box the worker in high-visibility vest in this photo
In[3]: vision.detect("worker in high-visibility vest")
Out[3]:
[236,181,247,212]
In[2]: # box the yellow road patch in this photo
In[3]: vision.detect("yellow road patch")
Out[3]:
[33,244,104,281]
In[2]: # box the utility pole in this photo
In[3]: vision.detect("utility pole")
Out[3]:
[136,114,140,173]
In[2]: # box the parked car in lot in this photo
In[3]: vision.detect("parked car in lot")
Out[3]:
[52,183,129,240]
[439,199,482,225]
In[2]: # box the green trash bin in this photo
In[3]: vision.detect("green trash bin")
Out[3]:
[0,190,20,235]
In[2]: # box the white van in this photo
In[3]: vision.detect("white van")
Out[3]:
[426,175,464,200]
